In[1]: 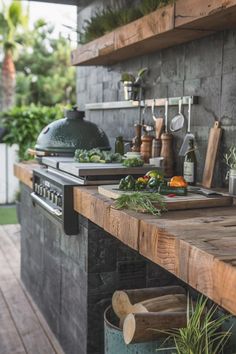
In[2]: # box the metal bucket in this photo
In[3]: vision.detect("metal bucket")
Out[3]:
[104,306,175,354]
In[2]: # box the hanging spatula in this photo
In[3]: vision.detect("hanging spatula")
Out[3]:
[179,98,194,156]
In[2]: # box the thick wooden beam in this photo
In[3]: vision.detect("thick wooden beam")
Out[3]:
[14,162,37,189]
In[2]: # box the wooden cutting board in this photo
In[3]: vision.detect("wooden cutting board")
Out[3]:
[98,185,232,211]
[202,121,222,188]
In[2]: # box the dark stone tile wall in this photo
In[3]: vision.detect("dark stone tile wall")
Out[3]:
[20,183,184,354]
[76,3,236,187]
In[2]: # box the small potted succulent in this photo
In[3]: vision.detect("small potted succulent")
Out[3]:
[121,67,148,101]
[224,146,236,195]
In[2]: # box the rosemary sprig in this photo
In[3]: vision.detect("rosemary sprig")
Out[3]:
[114,192,166,216]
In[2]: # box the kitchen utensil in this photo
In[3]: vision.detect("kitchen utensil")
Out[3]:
[151,138,161,157]
[132,123,142,152]
[140,135,154,163]
[151,99,164,139]
[179,98,194,156]
[35,106,110,157]
[160,100,174,177]
[202,121,222,188]
[170,99,185,132]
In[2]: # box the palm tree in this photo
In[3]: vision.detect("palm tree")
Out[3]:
[0,1,28,110]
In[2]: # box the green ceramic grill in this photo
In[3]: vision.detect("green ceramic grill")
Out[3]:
[35,107,110,156]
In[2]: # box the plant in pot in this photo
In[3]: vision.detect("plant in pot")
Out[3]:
[121,67,148,101]
[224,146,236,195]
[156,296,232,354]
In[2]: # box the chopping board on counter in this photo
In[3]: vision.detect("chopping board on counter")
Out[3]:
[98,185,233,211]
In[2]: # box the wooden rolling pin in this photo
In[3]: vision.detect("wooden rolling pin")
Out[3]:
[112,286,186,319]
[123,311,187,344]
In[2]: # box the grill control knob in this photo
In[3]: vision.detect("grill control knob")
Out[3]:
[43,187,47,198]
[39,185,43,196]
[50,190,55,203]
[34,183,38,193]
[57,194,62,208]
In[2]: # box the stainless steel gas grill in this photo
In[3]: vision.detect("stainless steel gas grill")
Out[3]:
[31,157,156,235]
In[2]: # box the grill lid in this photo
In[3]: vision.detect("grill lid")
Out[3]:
[35,106,110,155]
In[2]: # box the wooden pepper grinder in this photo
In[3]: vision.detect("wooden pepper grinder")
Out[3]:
[160,100,174,177]
[132,123,142,152]
[141,133,153,163]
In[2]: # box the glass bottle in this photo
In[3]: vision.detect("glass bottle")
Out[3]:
[184,138,197,185]
[115,136,124,155]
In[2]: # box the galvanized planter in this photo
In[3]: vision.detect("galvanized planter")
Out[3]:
[104,306,175,354]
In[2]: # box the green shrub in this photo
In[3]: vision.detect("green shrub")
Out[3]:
[1,104,63,160]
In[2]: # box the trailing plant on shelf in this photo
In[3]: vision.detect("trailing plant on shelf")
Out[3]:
[156,296,232,354]
[78,0,174,44]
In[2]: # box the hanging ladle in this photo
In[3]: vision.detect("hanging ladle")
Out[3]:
[170,98,185,132]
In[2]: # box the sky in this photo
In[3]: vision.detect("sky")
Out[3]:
[6,0,78,47]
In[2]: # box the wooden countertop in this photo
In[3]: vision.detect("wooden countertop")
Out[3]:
[15,163,236,315]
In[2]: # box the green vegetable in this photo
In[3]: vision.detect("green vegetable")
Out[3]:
[118,178,127,190]
[123,157,144,167]
[125,175,135,190]
[158,186,187,196]
[147,177,161,189]
[114,192,166,216]
[74,148,123,163]
[135,180,147,191]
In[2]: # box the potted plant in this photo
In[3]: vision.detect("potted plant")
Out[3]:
[121,67,148,101]
[224,146,236,195]
[156,296,232,354]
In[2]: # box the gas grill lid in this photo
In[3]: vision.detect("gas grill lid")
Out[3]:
[35,107,110,155]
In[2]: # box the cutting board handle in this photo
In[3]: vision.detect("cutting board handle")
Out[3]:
[214,121,221,128]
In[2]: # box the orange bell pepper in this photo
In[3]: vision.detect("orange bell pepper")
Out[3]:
[169,176,188,188]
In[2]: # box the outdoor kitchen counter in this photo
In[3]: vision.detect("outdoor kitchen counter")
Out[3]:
[15,162,236,316]
[73,186,236,316]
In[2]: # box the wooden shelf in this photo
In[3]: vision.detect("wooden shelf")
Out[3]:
[85,96,198,110]
[71,0,236,66]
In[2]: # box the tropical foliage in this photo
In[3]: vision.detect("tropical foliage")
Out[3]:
[0,0,28,110]
[1,105,63,160]
[15,20,76,106]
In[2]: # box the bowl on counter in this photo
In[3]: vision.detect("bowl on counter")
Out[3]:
[149,157,164,167]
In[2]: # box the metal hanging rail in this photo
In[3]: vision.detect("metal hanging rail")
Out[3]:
[85,96,198,111]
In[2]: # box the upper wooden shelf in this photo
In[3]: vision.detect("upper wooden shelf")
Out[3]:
[71,0,236,66]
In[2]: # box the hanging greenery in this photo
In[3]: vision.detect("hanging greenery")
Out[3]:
[79,0,174,44]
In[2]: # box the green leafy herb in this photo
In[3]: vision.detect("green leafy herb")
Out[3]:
[114,192,166,216]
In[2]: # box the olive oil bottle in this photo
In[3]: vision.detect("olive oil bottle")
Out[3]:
[184,138,196,185]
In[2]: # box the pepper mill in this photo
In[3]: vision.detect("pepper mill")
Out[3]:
[160,133,174,177]
[132,123,142,152]
[140,134,153,163]
[160,100,174,177]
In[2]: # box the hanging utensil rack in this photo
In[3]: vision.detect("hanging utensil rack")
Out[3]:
[85,96,198,111]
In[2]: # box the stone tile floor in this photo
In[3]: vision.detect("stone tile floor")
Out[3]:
[0,224,65,354]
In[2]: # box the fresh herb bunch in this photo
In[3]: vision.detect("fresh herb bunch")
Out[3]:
[156,296,232,354]
[114,192,166,216]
